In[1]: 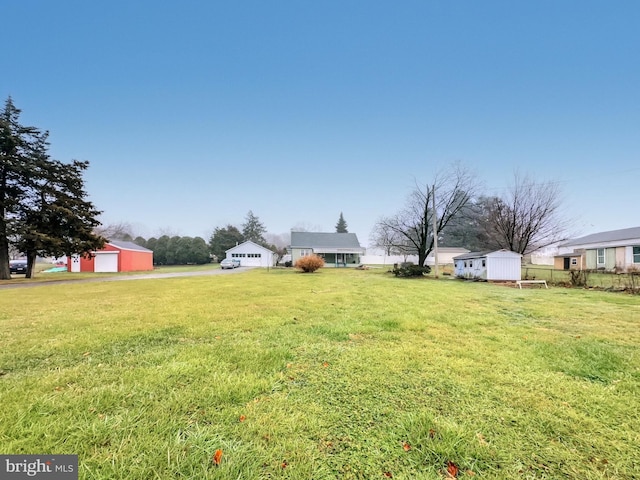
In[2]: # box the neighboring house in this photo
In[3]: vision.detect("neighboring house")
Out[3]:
[453,250,522,281]
[290,232,365,267]
[225,241,275,268]
[360,247,470,266]
[425,247,471,266]
[556,226,640,272]
[68,240,153,273]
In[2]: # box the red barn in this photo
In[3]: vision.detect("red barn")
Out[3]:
[68,240,154,273]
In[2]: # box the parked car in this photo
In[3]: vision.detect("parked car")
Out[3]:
[9,260,27,274]
[220,258,241,269]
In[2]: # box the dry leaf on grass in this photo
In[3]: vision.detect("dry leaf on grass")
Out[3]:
[445,461,459,478]
[212,449,223,466]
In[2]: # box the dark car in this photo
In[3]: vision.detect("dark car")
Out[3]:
[9,260,28,274]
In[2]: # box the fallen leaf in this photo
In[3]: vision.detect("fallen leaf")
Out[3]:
[466,470,476,476]
[383,472,393,478]
[476,432,488,446]
[446,461,459,478]
[212,449,223,466]
[429,429,436,438]
[322,361,329,368]
[82,351,91,357]
[239,415,246,422]
[281,460,288,469]
[402,442,411,451]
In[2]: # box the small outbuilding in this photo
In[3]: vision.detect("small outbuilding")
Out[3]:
[225,241,275,267]
[453,249,522,281]
[68,240,154,273]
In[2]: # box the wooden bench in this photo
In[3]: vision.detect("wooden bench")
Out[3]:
[516,280,548,289]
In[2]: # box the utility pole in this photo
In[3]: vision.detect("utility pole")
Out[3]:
[432,184,439,278]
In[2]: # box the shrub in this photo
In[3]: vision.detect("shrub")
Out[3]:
[569,270,589,287]
[391,262,431,277]
[295,255,325,273]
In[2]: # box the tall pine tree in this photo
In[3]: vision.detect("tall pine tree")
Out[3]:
[0,97,40,279]
[1,97,104,279]
[335,212,348,233]
[242,210,267,245]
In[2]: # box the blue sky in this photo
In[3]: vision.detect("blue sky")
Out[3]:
[3,1,639,246]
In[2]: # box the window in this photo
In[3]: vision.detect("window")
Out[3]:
[482,260,486,267]
[571,258,577,266]
[597,248,605,266]
[300,249,310,257]
[634,246,640,264]
[469,261,473,268]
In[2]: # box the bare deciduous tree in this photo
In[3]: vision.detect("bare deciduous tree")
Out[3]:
[372,163,481,266]
[369,220,415,260]
[483,174,570,255]
[94,221,135,241]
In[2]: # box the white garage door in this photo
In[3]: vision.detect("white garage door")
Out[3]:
[95,252,119,272]
[242,254,263,267]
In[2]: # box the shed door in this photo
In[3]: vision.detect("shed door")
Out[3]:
[95,252,119,272]
[71,255,81,273]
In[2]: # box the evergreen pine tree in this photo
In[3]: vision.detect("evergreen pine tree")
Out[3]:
[242,210,267,245]
[335,212,348,233]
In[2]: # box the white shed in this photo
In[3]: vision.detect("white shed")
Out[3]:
[225,241,275,267]
[453,249,522,281]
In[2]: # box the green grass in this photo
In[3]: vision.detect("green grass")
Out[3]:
[1,269,639,479]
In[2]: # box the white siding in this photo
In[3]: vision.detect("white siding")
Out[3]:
[485,251,522,281]
[454,250,522,281]
[225,241,274,267]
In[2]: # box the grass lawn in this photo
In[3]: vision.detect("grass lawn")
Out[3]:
[1,268,639,479]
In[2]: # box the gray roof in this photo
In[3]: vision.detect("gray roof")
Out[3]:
[561,226,640,247]
[453,249,521,260]
[290,232,362,250]
[452,251,493,260]
[108,240,153,252]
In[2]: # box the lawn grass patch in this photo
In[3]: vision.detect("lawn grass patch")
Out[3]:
[1,269,639,478]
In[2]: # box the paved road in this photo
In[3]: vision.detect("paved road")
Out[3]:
[0,266,256,290]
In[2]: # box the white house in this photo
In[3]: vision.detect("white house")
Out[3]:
[454,250,522,281]
[225,241,275,268]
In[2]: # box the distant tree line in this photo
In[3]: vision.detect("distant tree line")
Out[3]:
[102,211,287,265]
[135,236,210,265]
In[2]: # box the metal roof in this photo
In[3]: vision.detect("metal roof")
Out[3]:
[108,240,153,252]
[561,226,640,247]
